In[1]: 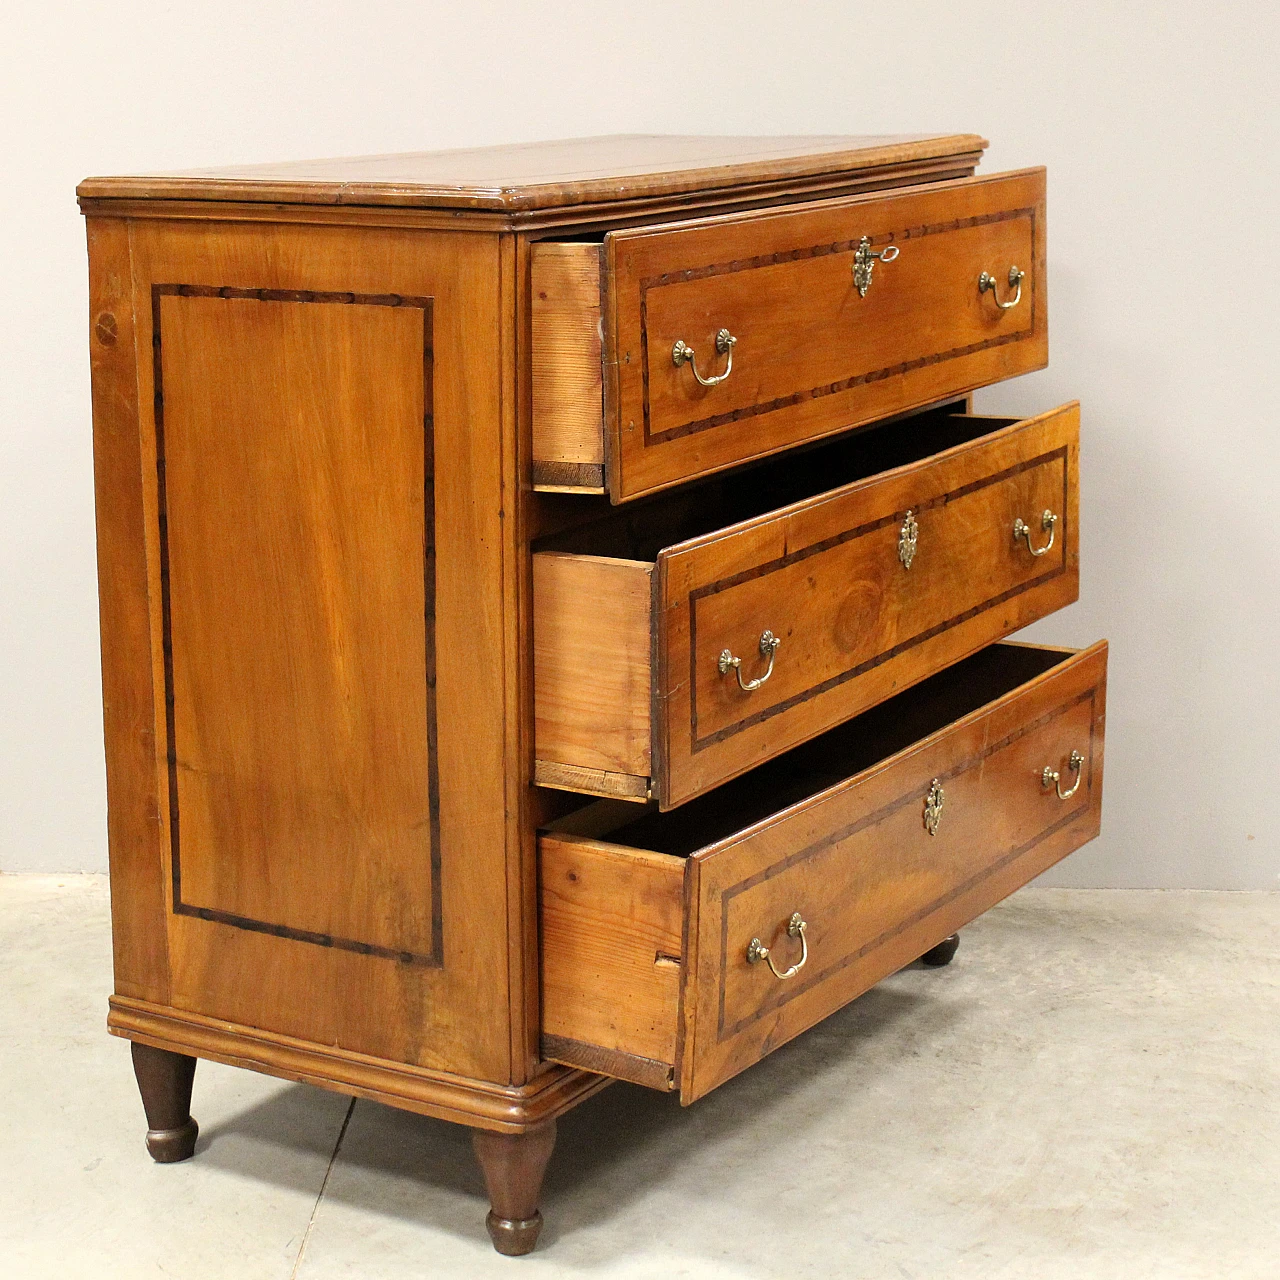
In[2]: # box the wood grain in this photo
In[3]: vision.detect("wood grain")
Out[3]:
[539,833,684,1069]
[604,168,1048,502]
[105,216,518,1082]
[503,230,542,1084]
[531,244,604,484]
[533,761,651,802]
[679,641,1107,1101]
[533,553,654,778]
[657,402,1080,807]
[79,132,987,211]
[84,137,1092,1201]
[530,461,606,493]
[539,1034,675,1091]
[155,286,438,960]
[86,217,172,1005]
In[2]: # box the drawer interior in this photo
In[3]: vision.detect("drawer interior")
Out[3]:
[551,641,1073,856]
[535,403,1023,561]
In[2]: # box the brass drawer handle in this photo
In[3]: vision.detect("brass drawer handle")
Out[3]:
[1013,509,1058,556]
[853,236,900,297]
[746,912,808,979]
[1043,750,1085,800]
[979,265,1025,310]
[719,630,781,692]
[672,328,737,387]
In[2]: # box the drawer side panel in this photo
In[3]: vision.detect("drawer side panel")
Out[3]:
[531,243,606,491]
[539,833,684,1079]
[534,552,655,781]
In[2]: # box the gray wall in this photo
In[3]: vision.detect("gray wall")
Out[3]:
[2,1,1276,887]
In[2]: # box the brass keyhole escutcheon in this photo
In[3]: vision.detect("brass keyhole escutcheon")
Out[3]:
[899,510,918,570]
[923,778,945,836]
[853,236,900,298]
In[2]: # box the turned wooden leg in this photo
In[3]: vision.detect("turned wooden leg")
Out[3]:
[920,932,960,967]
[131,1042,199,1163]
[471,1120,557,1256]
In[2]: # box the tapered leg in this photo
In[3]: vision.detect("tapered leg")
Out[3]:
[920,933,960,967]
[471,1120,557,1256]
[131,1042,199,1163]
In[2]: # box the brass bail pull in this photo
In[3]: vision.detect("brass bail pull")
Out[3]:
[979,264,1025,310]
[1013,509,1058,556]
[719,630,781,692]
[1042,750,1085,800]
[853,236,900,298]
[746,912,809,980]
[672,328,737,387]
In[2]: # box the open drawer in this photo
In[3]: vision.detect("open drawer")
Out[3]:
[539,640,1107,1103]
[534,401,1079,808]
[531,167,1047,502]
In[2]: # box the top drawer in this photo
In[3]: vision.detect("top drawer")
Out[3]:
[532,168,1047,503]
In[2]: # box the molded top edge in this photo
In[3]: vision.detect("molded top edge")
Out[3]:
[78,132,989,212]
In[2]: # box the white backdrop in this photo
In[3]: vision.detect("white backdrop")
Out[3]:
[2,1,1276,886]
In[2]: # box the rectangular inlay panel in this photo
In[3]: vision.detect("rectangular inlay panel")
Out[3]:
[153,285,439,964]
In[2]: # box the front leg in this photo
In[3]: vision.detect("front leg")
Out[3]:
[131,1042,199,1162]
[471,1120,557,1255]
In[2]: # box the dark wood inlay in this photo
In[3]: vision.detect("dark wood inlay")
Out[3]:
[715,688,1096,1040]
[638,207,1036,446]
[688,447,1069,752]
[641,209,1030,290]
[152,283,442,967]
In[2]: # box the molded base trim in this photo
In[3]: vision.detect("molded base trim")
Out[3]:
[109,996,609,1133]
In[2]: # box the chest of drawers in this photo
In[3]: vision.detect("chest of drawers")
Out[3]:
[81,133,1105,1256]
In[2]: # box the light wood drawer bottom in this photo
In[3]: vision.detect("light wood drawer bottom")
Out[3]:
[539,640,1107,1102]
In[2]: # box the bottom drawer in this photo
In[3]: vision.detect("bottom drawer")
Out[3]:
[539,640,1107,1102]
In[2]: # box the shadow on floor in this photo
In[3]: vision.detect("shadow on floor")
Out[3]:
[189,974,968,1253]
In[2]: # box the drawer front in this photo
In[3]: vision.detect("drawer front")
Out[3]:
[680,641,1107,1101]
[606,168,1046,502]
[656,403,1078,807]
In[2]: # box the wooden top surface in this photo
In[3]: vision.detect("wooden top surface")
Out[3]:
[78,133,987,211]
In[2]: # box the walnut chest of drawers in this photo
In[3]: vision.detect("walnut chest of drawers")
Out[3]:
[80,133,1106,1255]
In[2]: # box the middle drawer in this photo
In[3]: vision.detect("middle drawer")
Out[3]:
[534,400,1079,809]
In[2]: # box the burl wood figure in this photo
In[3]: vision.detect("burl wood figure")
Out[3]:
[82,134,1104,1255]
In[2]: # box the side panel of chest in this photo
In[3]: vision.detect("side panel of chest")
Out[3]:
[89,216,515,1082]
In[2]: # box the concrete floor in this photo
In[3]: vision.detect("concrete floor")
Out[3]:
[2,876,1276,1279]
